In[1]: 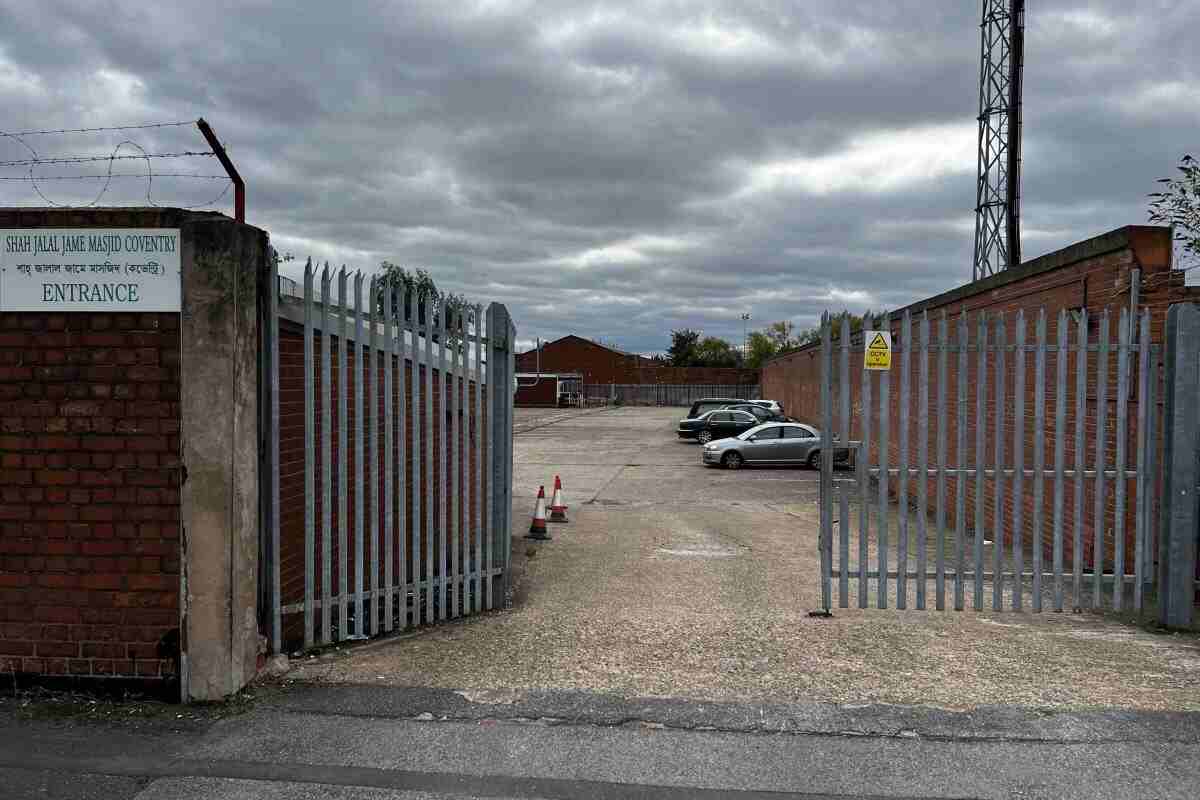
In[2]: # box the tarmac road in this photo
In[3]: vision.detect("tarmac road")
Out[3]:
[4,684,1200,799]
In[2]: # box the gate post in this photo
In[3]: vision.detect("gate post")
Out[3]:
[180,218,270,700]
[818,313,834,614]
[1159,303,1200,628]
[488,303,515,602]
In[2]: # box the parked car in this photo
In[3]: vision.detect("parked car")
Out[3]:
[750,399,785,416]
[677,409,762,443]
[701,422,850,469]
[684,397,748,420]
[725,403,787,423]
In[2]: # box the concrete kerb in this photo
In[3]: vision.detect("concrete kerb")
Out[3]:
[265,684,1200,745]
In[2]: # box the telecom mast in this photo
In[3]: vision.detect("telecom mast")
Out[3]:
[972,0,1025,280]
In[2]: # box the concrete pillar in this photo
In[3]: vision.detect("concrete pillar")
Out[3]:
[179,218,268,700]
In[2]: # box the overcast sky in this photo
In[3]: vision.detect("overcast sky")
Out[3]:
[1,1,1196,353]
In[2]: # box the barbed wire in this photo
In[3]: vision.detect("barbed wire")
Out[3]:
[0,150,213,167]
[0,126,230,210]
[0,173,228,180]
[2,121,198,136]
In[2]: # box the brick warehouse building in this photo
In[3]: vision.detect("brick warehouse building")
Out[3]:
[762,225,1188,572]
[516,334,759,387]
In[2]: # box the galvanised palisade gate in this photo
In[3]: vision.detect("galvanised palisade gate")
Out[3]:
[260,257,515,653]
[817,306,1162,615]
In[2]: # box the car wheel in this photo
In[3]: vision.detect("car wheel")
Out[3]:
[697,430,713,444]
[807,450,820,469]
[722,451,743,470]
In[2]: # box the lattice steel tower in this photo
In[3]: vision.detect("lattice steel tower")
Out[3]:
[973,0,1025,281]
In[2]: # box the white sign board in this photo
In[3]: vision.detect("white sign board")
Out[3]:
[0,229,181,312]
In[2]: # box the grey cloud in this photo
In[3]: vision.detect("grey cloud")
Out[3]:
[1,0,1197,353]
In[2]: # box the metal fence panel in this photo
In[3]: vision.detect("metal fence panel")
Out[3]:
[918,312,930,609]
[337,270,349,637]
[935,312,948,610]
[1031,310,1046,613]
[320,267,333,644]
[1113,309,1130,611]
[896,311,910,610]
[473,304,484,614]
[814,306,1162,615]
[1073,310,1088,611]
[438,299,449,621]
[1093,312,1110,610]
[368,278,380,634]
[383,283,395,633]
[579,384,761,407]
[267,269,514,652]
[303,263,315,648]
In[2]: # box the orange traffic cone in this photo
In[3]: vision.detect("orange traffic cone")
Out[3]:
[553,475,569,510]
[549,476,568,523]
[527,486,551,540]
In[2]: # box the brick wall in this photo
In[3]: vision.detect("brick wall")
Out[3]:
[0,310,180,680]
[514,376,558,407]
[277,315,487,649]
[516,335,758,386]
[762,225,1183,569]
[631,365,760,385]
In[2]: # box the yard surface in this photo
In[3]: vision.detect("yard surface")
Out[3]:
[291,406,1200,711]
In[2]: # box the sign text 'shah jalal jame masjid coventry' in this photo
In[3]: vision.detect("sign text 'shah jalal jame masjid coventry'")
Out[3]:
[0,229,181,312]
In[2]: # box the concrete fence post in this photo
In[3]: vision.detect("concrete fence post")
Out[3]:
[1159,303,1200,628]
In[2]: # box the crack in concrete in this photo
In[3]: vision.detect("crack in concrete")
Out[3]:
[388,709,1200,746]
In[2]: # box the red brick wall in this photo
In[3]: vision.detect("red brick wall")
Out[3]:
[762,226,1181,569]
[278,316,487,649]
[0,311,181,680]
[516,336,758,386]
[632,366,760,386]
[515,376,558,407]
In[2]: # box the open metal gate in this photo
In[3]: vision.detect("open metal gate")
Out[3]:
[817,306,1161,614]
[259,255,516,653]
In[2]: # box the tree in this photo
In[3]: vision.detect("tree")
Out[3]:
[745,331,778,368]
[793,310,886,349]
[1149,154,1200,270]
[765,321,799,351]
[667,328,701,366]
[379,261,473,348]
[694,336,742,367]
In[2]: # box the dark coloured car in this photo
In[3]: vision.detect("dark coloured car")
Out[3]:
[684,397,747,420]
[725,403,788,423]
[677,409,714,439]
[678,409,762,444]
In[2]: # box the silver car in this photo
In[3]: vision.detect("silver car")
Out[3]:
[750,399,784,416]
[701,422,848,469]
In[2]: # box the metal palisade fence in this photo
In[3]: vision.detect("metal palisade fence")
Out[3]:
[817,306,1161,614]
[260,257,515,653]
[582,384,761,406]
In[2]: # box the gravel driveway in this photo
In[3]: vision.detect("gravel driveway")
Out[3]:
[290,407,1200,711]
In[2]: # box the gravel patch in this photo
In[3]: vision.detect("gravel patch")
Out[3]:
[290,408,1200,711]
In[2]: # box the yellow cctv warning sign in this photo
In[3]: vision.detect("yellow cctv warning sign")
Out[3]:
[864,331,892,370]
